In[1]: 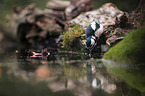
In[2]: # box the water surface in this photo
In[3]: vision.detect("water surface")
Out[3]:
[0,48,144,96]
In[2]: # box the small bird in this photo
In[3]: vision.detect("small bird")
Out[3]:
[85,19,103,50]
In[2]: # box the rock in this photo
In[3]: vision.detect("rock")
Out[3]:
[4,4,42,40]
[69,3,123,28]
[67,2,144,54]
[68,3,126,48]
[65,0,93,20]
[62,22,85,49]
[34,14,63,36]
[6,3,65,36]
[9,4,67,48]
[3,0,144,53]
[103,9,144,47]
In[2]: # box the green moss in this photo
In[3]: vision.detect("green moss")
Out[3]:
[103,26,145,64]
[63,23,86,49]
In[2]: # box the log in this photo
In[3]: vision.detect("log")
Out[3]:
[43,9,65,20]
[46,0,71,11]
[65,0,93,20]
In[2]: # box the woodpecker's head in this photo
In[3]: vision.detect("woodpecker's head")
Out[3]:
[86,36,97,49]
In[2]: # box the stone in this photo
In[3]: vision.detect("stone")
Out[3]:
[69,3,123,28]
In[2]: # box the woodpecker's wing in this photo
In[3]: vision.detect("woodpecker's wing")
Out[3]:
[94,24,103,37]
[85,24,95,38]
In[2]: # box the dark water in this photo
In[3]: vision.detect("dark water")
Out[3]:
[0,48,145,96]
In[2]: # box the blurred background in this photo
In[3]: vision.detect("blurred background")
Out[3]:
[0,0,144,96]
[0,0,140,49]
[0,0,140,22]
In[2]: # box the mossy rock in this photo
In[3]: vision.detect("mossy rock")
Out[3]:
[63,22,86,49]
[103,26,145,64]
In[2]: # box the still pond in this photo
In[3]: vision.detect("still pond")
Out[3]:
[0,48,145,96]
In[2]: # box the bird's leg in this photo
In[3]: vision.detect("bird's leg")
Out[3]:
[89,49,92,57]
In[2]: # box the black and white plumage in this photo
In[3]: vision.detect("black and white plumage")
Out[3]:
[85,19,103,49]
